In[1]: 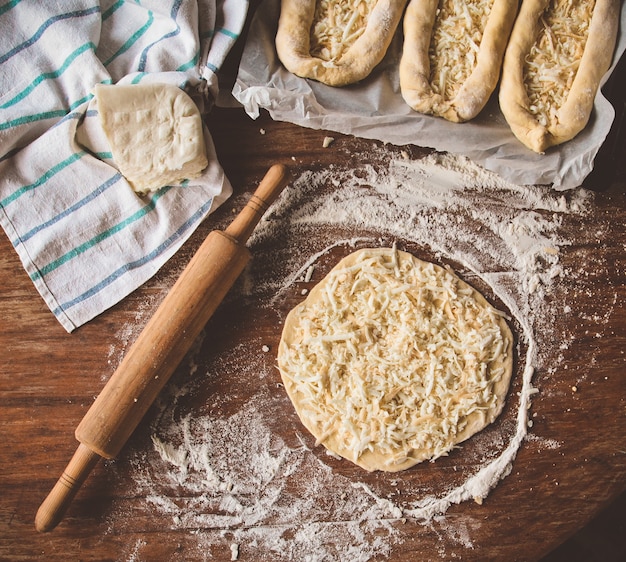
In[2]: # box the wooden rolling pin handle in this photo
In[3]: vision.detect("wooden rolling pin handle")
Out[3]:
[35,164,290,532]
[35,444,100,533]
[225,163,289,243]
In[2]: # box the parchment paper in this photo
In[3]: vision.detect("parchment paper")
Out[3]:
[233,0,626,190]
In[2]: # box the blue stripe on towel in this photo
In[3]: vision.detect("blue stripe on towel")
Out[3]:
[217,27,239,41]
[0,42,96,109]
[103,10,155,67]
[177,52,199,72]
[0,109,65,131]
[0,5,100,65]
[31,187,172,280]
[0,0,24,18]
[101,0,124,20]
[0,92,93,131]
[137,1,183,72]
[53,195,215,315]
[0,151,86,208]
[14,173,123,245]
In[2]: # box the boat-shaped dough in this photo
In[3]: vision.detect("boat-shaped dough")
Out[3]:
[277,248,514,472]
[499,0,620,153]
[400,0,518,122]
[275,0,408,86]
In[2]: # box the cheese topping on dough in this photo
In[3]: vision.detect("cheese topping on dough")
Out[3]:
[278,248,513,471]
[523,0,595,127]
[310,0,376,63]
[430,0,493,100]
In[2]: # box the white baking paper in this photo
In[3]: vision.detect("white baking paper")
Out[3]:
[233,0,626,190]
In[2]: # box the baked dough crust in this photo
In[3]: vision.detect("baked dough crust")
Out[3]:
[499,0,620,153]
[399,0,518,122]
[278,248,514,472]
[275,0,408,86]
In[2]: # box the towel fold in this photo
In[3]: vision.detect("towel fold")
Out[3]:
[0,0,248,332]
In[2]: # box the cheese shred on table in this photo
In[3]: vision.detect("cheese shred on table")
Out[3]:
[523,0,595,127]
[310,0,376,62]
[278,248,511,468]
[429,0,493,100]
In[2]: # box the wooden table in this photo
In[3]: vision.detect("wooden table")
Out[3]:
[1,104,625,561]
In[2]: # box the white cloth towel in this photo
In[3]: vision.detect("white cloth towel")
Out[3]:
[0,0,248,332]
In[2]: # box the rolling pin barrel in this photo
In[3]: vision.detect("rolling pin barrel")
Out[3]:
[35,164,290,532]
[75,228,250,458]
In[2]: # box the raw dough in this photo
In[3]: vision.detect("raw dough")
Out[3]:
[499,0,620,153]
[400,0,518,122]
[277,248,514,472]
[275,0,408,86]
[95,83,208,194]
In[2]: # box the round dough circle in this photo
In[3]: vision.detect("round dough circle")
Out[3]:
[277,248,514,472]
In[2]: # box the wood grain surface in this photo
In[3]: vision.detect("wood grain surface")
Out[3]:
[1,104,625,562]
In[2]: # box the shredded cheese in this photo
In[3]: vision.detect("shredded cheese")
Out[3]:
[278,248,511,468]
[429,0,493,100]
[523,0,595,127]
[310,0,376,62]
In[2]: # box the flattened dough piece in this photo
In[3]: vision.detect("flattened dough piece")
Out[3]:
[276,0,408,86]
[96,83,208,194]
[499,0,620,153]
[278,248,514,472]
[400,0,518,122]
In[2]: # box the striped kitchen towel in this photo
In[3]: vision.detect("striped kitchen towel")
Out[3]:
[0,1,248,332]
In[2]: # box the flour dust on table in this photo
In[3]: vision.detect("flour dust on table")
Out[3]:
[104,147,602,561]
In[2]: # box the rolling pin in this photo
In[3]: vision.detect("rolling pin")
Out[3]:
[35,163,290,532]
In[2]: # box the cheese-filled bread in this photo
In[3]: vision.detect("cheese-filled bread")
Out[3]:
[499,0,620,153]
[400,0,518,122]
[276,0,408,86]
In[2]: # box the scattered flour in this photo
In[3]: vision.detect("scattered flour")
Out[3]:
[108,149,600,560]
[524,433,562,451]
